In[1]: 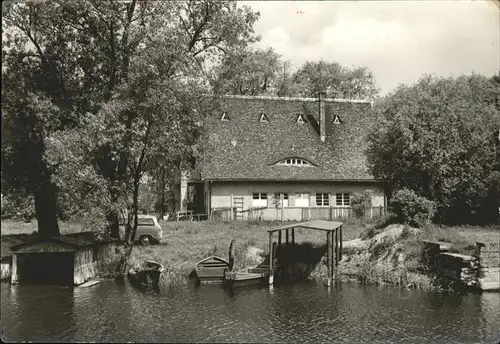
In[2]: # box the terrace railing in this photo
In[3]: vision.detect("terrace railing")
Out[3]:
[209,206,387,222]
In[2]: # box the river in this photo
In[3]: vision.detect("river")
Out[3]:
[1,280,499,343]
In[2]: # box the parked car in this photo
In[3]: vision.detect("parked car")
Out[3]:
[119,215,163,246]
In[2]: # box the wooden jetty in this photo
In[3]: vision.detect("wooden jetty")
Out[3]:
[195,256,230,284]
[266,220,343,287]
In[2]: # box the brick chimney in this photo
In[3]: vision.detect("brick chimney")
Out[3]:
[318,92,326,142]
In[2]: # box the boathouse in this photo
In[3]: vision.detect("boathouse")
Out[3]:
[9,232,119,286]
[174,94,387,221]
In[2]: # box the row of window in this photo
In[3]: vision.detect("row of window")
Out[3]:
[251,192,350,207]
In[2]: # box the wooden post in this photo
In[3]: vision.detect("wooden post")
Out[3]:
[330,231,335,285]
[327,231,331,287]
[268,232,274,285]
[281,195,284,221]
[286,229,289,244]
[10,253,18,285]
[230,193,234,220]
[292,228,295,244]
[339,225,343,262]
[335,227,340,266]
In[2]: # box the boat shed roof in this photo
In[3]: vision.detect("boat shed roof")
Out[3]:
[10,232,117,253]
[267,220,343,233]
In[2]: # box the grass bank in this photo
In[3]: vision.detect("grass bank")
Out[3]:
[2,219,498,290]
[0,219,367,287]
[334,223,500,291]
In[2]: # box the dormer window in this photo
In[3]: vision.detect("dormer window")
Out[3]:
[220,112,230,121]
[274,158,315,166]
[296,114,306,124]
[259,112,269,123]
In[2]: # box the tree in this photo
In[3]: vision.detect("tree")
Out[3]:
[290,61,379,100]
[367,74,500,224]
[1,0,259,238]
[212,47,284,96]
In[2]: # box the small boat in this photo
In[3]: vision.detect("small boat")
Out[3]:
[195,256,230,284]
[127,260,164,289]
[223,265,270,289]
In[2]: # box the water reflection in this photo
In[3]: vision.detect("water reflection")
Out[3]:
[4,285,76,342]
[1,281,499,343]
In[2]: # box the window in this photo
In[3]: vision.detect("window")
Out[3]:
[295,193,310,207]
[273,193,289,207]
[275,158,314,166]
[336,193,350,206]
[316,193,330,206]
[252,193,268,207]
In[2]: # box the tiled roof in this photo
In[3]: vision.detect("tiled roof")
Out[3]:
[198,95,378,181]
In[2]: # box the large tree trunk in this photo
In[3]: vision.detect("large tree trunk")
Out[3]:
[34,181,60,237]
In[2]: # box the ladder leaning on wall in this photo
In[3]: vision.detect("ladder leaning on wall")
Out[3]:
[233,197,244,220]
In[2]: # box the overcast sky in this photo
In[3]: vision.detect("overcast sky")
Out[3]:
[241,0,499,95]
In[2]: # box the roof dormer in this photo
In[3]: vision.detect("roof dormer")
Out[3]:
[259,112,269,123]
[296,114,306,124]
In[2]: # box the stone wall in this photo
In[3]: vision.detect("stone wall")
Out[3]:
[477,242,500,291]
[422,240,499,292]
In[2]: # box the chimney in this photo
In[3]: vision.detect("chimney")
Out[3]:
[318,92,326,142]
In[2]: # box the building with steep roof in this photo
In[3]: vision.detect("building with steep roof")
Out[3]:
[177,94,387,221]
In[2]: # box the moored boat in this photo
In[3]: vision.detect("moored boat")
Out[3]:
[127,260,164,289]
[223,266,270,289]
[195,256,230,284]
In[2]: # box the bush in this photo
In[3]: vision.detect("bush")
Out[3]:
[350,190,373,218]
[373,212,397,229]
[390,188,436,227]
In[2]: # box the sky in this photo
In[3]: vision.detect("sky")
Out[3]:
[241,0,499,95]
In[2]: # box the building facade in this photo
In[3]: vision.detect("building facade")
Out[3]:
[177,94,386,221]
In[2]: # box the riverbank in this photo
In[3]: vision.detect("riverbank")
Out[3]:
[1,219,498,290]
[321,223,499,291]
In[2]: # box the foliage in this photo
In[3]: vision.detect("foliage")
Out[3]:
[290,61,379,100]
[367,74,500,224]
[350,190,373,218]
[212,53,379,100]
[2,0,260,238]
[212,47,284,96]
[390,188,436,227]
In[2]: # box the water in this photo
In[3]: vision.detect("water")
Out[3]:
[1,280,499,343]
